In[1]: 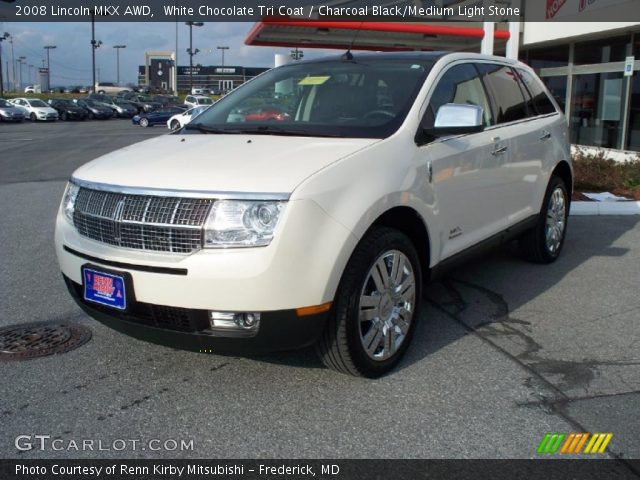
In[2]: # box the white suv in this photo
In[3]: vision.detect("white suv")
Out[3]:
[56,52,571,377]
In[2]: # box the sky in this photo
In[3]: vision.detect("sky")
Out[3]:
[0,22,336,88]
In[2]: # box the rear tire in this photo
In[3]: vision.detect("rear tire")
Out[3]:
[316,227,422,377]
[519,176,569,264]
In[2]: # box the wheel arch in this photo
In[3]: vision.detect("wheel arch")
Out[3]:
[367,206,432,280]
[552,160,573,195]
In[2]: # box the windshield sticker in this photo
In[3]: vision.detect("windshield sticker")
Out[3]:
[298,76,331,86]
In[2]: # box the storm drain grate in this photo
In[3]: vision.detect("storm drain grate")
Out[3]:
[0,322,92,361]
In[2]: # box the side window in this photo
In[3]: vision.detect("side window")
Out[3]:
[516,69,557,115]
[423,63,493,129]
[477,64,529,124]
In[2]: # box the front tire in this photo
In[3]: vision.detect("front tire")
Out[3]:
[519,176,569,264]
[139,117,149,127]
[170,120,180,131]
[316,227,422,377]
[30,112,36,121]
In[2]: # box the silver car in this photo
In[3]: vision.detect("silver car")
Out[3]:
[0,98,25,122]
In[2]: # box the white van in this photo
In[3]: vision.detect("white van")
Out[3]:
[56,52,571,377]
[94,82,128,94]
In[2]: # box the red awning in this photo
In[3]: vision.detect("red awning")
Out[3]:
[246,20,510,52]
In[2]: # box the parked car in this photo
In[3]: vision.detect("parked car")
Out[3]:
[244,105,290,122]
[87,94,137,118]
[47,99,88,121]
[190,87,206,95]
[0,98,25,122]
[10,97,58,121]
[72,99,114,120]
[120,93,162,113]
[152,95,187,110]
[166,105,209,130]
[95,82,128,94]
[132,107,185,127]
[184,95,214,108]
[56,52,571,377]
[24,85,37,94]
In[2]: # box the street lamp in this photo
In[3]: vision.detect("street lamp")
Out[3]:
[291,48,304,61]
[113,45,126,84]
[90,9,103,93]
[0,32,10,97]
[17,56,26,91]
[216,46,229,68]
[44,45,56,91]
[185,21,203,94]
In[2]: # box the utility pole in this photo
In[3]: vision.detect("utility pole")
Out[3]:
[0,32,9,97]
[44,45,56,91]
[185,21,203,94]
[217,46,229,68]
[113,45,126,84]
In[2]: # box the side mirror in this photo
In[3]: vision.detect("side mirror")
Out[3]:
[426,103,484,136]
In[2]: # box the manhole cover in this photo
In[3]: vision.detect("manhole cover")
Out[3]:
[0,322,92,361]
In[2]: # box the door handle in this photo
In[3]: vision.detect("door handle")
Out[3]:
[539,130,552,141]
[491,145,508,156]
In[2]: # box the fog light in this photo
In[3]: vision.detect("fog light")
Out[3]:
[208,311,261,337]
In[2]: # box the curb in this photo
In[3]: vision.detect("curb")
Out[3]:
[570,201,640,216]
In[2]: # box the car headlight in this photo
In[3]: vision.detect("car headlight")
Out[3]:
[62,181,80,223]
[0,111,12,117]
[203,200,286,248]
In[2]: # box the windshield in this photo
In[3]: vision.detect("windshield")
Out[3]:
[196,97,214,105]
[30,100,48,108]
[187,58,433,138]
[0,99,10,108]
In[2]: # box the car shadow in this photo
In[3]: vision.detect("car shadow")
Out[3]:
[250,216,639,376]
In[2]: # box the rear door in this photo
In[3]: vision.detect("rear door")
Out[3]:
[414,62,506,260]
[476,63,548,224]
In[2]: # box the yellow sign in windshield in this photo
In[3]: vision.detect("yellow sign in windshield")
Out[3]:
[298,76,331,86]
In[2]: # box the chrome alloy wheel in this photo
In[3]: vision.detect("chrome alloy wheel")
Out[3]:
[545,186,567,254]
[358,250,416,361]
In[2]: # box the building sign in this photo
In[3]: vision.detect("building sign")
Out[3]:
[545,0,567,19]
[215,67,236,74]
[545,0,629,19]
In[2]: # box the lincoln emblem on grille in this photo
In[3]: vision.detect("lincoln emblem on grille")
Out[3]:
[112,198,125,242]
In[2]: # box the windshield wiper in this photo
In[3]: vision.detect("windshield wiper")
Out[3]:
[184,123,347,138]
[183,123,246,134]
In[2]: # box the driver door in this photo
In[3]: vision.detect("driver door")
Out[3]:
[413,63,507,261]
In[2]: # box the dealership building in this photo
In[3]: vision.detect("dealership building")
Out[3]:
[245,0,640,153]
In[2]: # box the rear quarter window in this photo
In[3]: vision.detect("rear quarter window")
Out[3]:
[476,63,529,124]
[516,69,558,116]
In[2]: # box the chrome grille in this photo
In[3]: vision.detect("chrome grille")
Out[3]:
[73,187,213,254]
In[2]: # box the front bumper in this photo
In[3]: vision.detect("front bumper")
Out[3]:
[63,275,328,354]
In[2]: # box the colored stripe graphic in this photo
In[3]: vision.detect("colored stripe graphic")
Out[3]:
[584,433,613,454]
[537,433,566,454]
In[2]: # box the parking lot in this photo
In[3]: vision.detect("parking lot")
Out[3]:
[1,120,639,461]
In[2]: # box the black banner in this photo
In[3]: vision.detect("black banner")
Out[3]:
[1,0,639,22]
[2,459,640,480]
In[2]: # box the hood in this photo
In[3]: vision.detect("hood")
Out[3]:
[34,106,57,113]
[72,133,379,194]
[0,106,23,114]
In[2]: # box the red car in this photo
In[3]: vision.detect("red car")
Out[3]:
[244,106,290,122]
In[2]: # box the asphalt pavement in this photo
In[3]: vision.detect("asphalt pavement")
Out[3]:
[0,120,639,464]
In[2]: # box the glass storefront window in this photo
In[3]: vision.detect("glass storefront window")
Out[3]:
[526,47,570,70]
[574,36,631,65]
[627,73,640,151]
[571,72,625,149]
[540,76,568,112]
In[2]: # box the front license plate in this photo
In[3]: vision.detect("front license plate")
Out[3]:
[82,267,127,310]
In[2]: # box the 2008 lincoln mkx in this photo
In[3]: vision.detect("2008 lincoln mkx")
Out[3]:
[56,52,572,377]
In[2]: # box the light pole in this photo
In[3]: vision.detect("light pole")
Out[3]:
[291,48,304,61]
[216,46,229,68]
[90,10,103,93]
[17,56,25,91]
[44,45,56,91]
[0,32,9,97]
[185,21,203,94]
[113,45,126,84]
